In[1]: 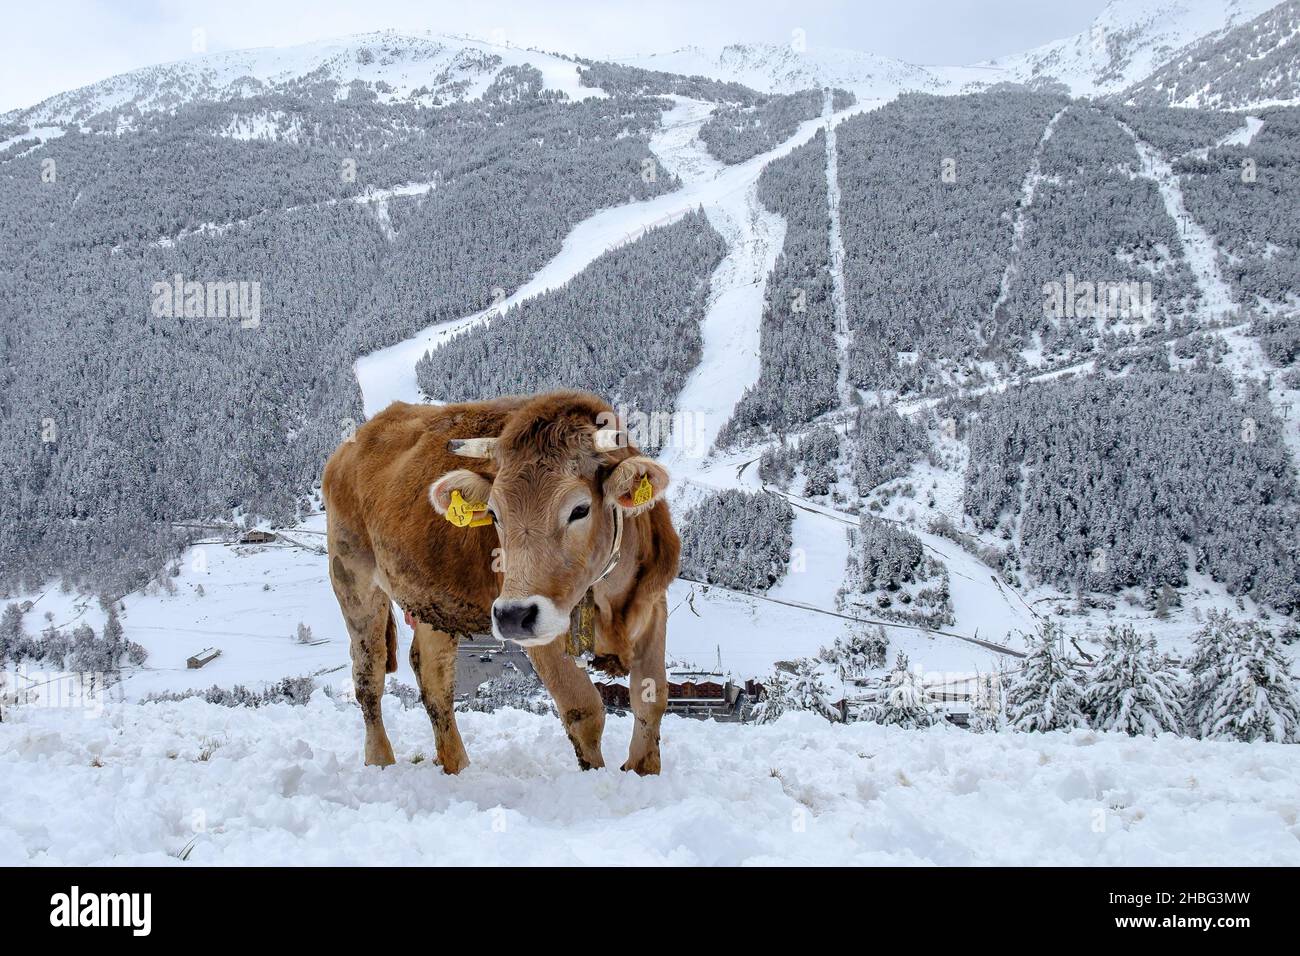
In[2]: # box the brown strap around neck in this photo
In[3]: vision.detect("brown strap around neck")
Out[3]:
[592,506,623,585]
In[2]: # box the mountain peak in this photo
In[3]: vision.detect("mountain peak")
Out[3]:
[978,0,1283,95]
[4,32,601,127]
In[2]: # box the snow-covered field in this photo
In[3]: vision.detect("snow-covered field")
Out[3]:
[0,521,1002,706]
[3,701,1297,866]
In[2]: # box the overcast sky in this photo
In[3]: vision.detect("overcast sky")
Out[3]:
[0,0,1108,114]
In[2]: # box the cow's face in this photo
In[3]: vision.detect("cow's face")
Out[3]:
[429,418,669,646]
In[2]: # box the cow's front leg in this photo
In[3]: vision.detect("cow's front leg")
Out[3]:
[623,597,667,775]
[527,638,605,770]
[410,623,469,774]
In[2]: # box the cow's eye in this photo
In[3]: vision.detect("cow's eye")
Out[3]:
[568,503,590,523]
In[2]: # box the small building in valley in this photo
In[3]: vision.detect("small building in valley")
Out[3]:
[186,647,222,669]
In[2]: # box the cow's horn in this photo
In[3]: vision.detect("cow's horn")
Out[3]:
[448,437,497,457]
[593,428,625,451]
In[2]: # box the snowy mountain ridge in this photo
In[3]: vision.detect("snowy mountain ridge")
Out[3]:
[1,31,602,129]
[977,0,1282,96]
[4,1,1295,130]
[609,42,973,99]
[1118,0,1300,108]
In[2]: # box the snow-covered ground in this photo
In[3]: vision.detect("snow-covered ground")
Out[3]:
[0,124,65,154]
[3,701,1297,866]
[1,513,1005,705]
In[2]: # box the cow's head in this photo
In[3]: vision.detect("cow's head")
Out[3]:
[428,392,669,646]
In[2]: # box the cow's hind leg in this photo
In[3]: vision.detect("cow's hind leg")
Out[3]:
[329,552,397,767]
[410,624,469,774]
[527,640,605,770]
[624,597,668,775]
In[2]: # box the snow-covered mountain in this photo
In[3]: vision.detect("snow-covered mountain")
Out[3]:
[2,32,601,128]
[610,42,978,99]
[4,1,1295,129]
[1119,0,1300,108]
[976,0,1283,96]
[5,2,1300,878]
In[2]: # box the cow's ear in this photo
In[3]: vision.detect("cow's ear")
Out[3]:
[429,469,493,515]
[603,457,669,513]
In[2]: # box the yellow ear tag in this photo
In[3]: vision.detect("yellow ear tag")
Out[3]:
[446,489,493,528]
[631,474,654,507]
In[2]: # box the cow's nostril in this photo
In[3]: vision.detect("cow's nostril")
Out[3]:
[493,601,539,638]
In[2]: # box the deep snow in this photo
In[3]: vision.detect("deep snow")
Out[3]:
[2,700,1297,866]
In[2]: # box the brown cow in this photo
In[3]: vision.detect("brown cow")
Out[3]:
[321,390,680,775]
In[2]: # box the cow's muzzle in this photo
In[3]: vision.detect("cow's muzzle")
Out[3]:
[491,596,567,646]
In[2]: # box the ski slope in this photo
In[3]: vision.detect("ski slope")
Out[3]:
[3,701,1298,866]
[354,96,870,418]
[823,90,855,407]
[1122,120,1240,320]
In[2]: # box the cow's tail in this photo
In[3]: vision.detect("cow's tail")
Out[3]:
[384,604,398,674]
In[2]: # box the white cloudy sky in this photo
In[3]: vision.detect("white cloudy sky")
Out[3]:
[0,0,1107,114]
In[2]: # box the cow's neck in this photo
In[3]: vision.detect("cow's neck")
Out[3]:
[567,510,636,658]
[593,508,639,601]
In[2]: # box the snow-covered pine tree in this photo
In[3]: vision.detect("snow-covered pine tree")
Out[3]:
[865,625,889,668]
[1083,624,1183,736]
[787,659,841,722]
[967,666,1009,733]
[755,660,839,723]
[103,605,123,645]
[822,625,889,682]
[458,663,550,715]
[865,652,942,729]
[753,670,788,725]
[1187,613,1300,743]
[0,603,24,664]
[1006,622,1088,732]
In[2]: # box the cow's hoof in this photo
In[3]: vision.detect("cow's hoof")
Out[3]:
[364,740,396,767]
[621,754,661,776]
[435,748,469,775]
